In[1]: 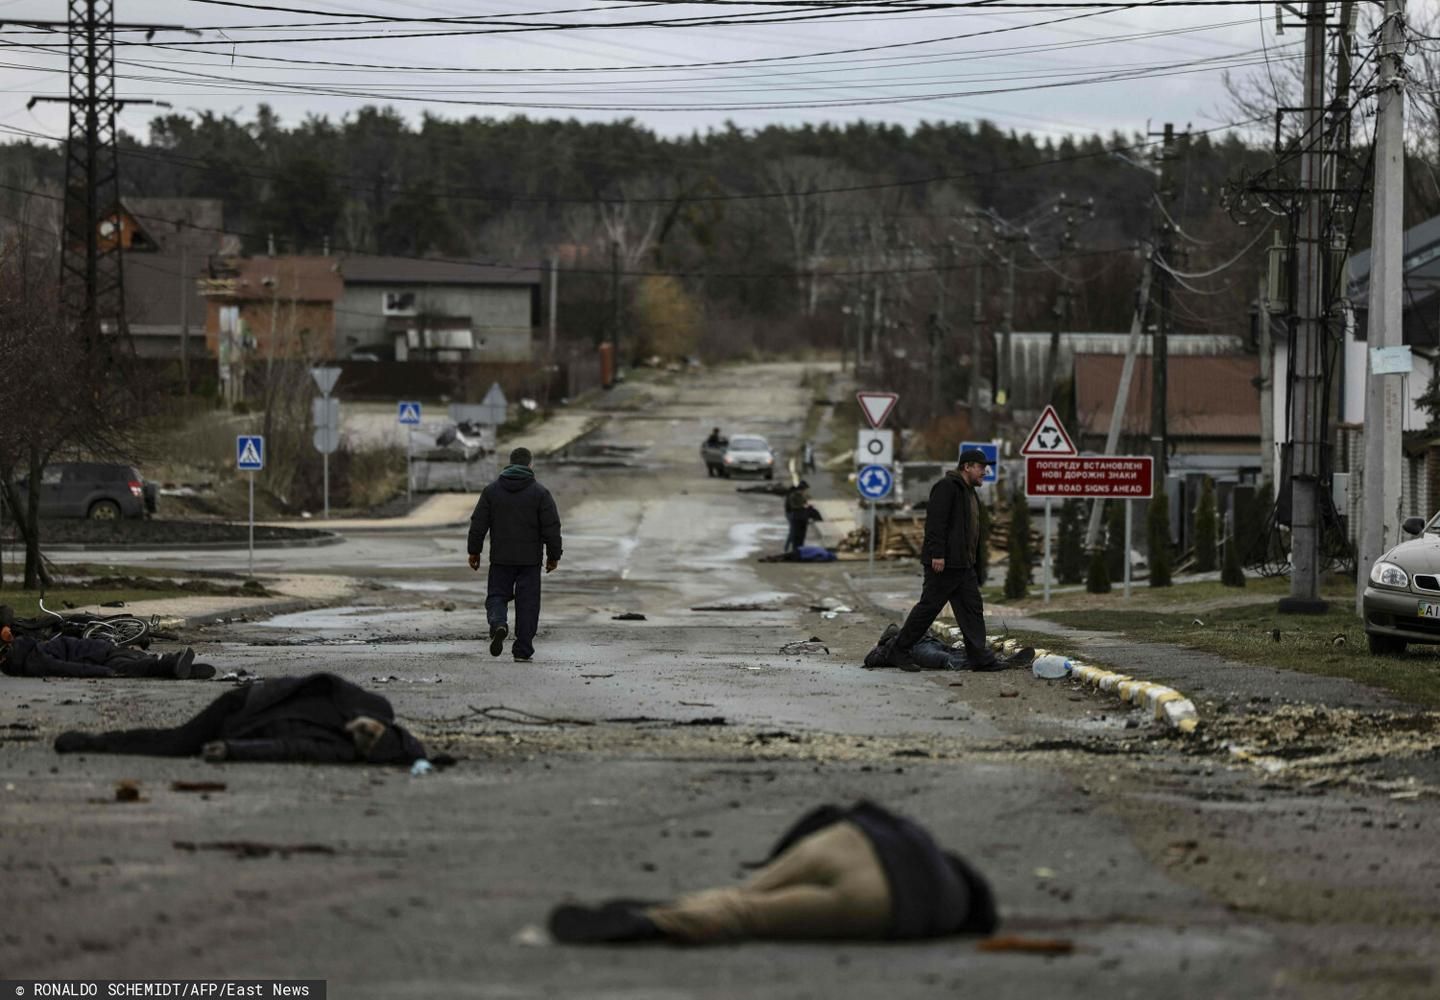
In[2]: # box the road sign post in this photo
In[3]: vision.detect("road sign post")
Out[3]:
[1020,407,1079,603]
[311,368,342,519]
[236,435,264,578]
[1125,499,1133,599]
[857,464,894,576]
[1025,453,1153,601]
[959,441,999,485]
[855,391,898,429]
[855,429,894,467]
[398,401,422,506]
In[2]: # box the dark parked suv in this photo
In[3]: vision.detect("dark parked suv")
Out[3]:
[16,462,156,520]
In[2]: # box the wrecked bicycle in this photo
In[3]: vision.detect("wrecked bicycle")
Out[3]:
[2,600,167,649]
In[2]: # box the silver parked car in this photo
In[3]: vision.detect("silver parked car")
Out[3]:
[1362,513,1440,654]
[719,434,776,479]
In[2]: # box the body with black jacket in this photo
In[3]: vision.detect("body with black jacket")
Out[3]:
[467,447,563,662]
[888,449,998,670]
[548,800,997,944]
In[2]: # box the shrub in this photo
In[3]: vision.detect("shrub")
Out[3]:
[1148,488,1172,588]
[1221,522,1246,587]
[1004,490,1030,599]
[1105,501,1126,580]
[1194,476,1217,572]
[1057,499,1084,584]
[1086,546,1112,593]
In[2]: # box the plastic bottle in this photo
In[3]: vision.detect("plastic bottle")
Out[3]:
[1031,654,1072,680]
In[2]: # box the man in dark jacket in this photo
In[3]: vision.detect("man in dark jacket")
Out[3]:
[782,480,812,553]
[467,447,563,662]
[888,448,999,671]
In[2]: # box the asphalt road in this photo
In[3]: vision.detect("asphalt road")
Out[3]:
[4,362,1438,999]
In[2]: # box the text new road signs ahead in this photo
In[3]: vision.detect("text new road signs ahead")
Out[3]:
[1025,456,1153,499]
[236,435,265,471]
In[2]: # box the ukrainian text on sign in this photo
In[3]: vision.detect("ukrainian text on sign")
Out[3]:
[1024,456,1154,499]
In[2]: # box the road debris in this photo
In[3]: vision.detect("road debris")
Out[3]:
[171,781,226,793]
[612,613,647,621]
[780,637,830,655]
[978,935,1074,955]
[173,840,336,860]
[114,780,144,803]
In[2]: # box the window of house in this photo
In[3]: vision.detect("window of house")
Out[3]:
[383,291,417,315]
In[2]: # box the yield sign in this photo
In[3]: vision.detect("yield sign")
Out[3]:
[856,391,899,429]
[1020,404,1078,457]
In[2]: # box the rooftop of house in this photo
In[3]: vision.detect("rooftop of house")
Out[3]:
[1075,353,1261,439]
[337,255,540,287]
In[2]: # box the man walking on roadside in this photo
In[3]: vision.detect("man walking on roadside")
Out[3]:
[887,448,1000,671]
[467,447,563,662]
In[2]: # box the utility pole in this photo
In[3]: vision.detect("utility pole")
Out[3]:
[967,221,987,437]
[1280,1,1331,615]
[993,230,1026,409]
[1357,0,1407,612]
[1085,257,1155,549]
[609,239,621,378]
[1151,124,1181,493]
[27,3,179,350]
[548,255,558,360]
[178,222,190,400]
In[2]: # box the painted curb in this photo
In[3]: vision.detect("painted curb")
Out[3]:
[930,624,1200,734]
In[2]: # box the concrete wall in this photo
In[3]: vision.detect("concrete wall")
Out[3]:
[336,283,535,361]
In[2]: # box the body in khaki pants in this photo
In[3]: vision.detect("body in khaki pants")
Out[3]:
[646,821,892,943]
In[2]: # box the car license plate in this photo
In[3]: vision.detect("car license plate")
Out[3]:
[1418,601,1440,618]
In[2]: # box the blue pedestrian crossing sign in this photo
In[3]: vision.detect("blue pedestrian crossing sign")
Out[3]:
[959,441,999,483]
[857,464,894,500]
[236,435,264,471]
[397,401,423,425]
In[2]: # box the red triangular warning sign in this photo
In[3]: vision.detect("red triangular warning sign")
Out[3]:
[856,391,899,429]
[1020,405,1077,456]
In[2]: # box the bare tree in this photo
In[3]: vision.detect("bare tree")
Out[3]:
[763,156,863,316]
[0,239,144,589]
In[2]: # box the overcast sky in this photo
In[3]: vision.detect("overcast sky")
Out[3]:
[0,2,1421,148]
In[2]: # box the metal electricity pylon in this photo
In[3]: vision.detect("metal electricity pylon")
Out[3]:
[25,2,181,350]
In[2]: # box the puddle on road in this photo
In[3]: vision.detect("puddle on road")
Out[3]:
[704,521,785,564]
[259,606,458,631]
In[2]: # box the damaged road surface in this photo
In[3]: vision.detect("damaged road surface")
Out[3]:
[6,362,1439,998]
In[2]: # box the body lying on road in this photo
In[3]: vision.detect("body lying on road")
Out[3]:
[53,672,434,765]
[1,629,209,680]
[549,801,997,944]
[861,624,1034,672]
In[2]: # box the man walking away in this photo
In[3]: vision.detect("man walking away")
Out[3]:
[888,449,999,671]
[467,447,563,662]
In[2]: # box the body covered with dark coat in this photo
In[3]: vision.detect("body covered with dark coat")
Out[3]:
[4,635,176,679]
[54,673,428,763]
[468,466,563,566]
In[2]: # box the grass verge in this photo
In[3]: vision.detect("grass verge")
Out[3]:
[0,588,196,617]
[1033,600,1440,709]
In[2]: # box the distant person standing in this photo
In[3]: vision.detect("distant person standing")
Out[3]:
[467,447,563,662]
[887,449,999,671]
[783,480,813,554]
[802,440,817,475]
